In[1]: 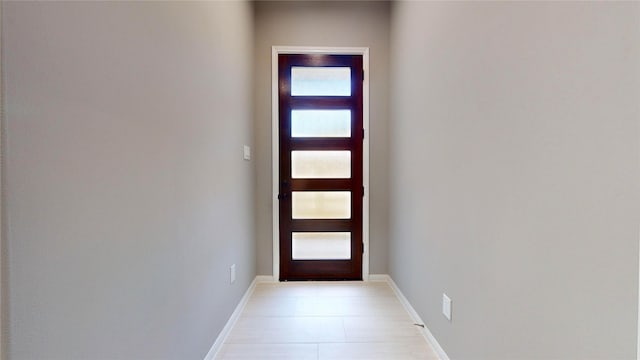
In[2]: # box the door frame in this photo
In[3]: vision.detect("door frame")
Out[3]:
[271,46,370,281]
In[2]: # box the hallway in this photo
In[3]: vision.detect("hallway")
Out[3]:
[3,1,639,359]
[217,281,438,359]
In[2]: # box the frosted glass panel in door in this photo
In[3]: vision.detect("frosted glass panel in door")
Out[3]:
[291,110,351,138]
[292,151,351,179]
[291,67,351,96]
[292,191,351,219]
[292,232,351,260]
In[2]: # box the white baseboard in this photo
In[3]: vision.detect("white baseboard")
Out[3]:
[203,276,268,360]
[380,274,450,360]
[367,273,390,282]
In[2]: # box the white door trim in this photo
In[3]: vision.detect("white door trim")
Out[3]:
[271,46,370,281]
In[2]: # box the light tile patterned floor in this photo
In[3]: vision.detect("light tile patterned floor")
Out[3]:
[216,281,440,360]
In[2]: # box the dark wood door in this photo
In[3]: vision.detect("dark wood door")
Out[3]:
[278,54,363,281]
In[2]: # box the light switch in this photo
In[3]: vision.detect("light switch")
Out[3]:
[243,145,251,160]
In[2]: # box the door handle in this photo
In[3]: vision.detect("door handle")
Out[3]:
[278,180,290,200]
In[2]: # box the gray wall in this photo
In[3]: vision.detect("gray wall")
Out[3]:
[0,3,4,358]
[389,2,640,359]
[254,1,391,275]
[3,2,254,359]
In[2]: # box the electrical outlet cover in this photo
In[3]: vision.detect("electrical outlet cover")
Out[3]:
[230,264,236,284]
[442,293,452,321]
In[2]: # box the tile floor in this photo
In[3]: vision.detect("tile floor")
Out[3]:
[216,281,440,359]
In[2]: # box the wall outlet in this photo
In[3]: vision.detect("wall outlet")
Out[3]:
[230,264,236,284]
[442,293,452,321]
